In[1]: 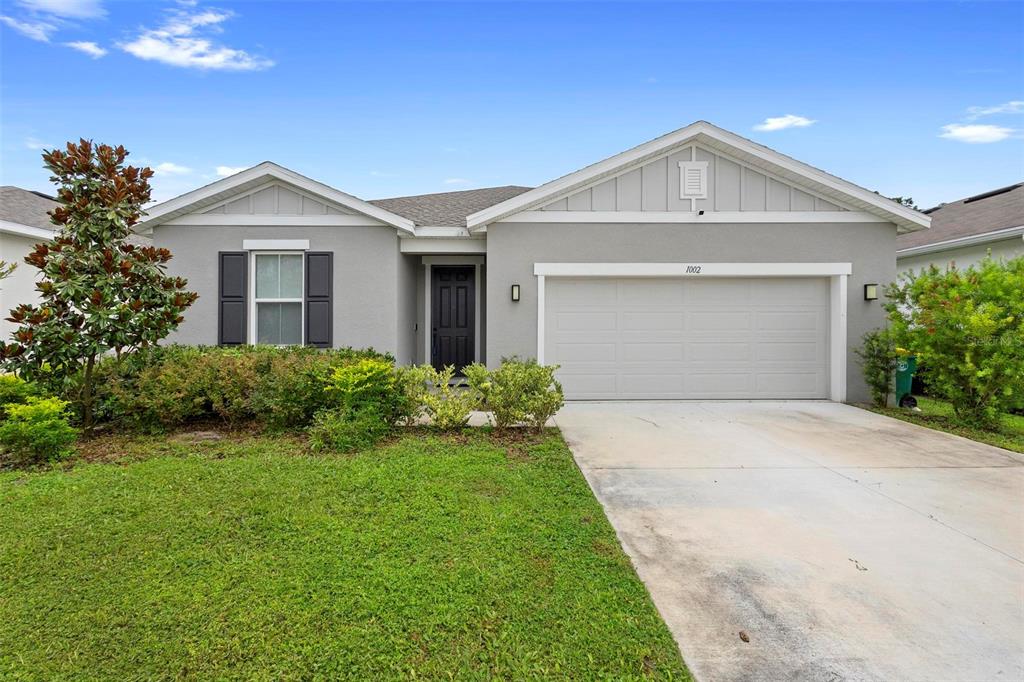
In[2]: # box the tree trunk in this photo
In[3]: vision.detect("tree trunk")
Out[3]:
[81,354,96,431]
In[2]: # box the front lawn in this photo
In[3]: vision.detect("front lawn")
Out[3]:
[868,396,1024,453]
[0,430,689,680]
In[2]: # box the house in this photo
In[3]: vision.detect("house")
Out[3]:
[0,186,59,340]
[897,182,1024,275]
[138,121,930,403]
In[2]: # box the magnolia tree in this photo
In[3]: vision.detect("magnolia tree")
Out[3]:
[1,140,197,427]
[884,256,1024,427]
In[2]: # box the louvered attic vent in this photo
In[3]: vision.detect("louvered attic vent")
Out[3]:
[678,161,708,200]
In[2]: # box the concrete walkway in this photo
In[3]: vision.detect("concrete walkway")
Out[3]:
[555,401,1024,682]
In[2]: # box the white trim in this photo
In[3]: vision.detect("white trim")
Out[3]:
[242,239,310,251]
[0,220,53,240]
[422,256,484,367]
[533,262,852,277]
[829,275,848,402]
[139,161,415,234]
[403,226,473,238]
[164,214,385,227]
[536,275,545,365]
[250,251,305,346]
[466,120,930,232]
[422,255,486,265]
[896,224,1024,258]
[499,211,888,225]
[533,261,850,402]
[400,238,486,254]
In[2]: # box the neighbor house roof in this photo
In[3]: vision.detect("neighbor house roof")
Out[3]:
[0,186,58,238]
[370,186,532,227]
[467,120,932,233]
[896,182,1024,255]
[1,185,151,245]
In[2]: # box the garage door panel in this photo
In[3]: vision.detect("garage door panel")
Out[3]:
[756,310,823,331]
[623,342,686,362]
[689,341,751,362]
[545,276,829,400]
[622,311,686,331]
[555,311,618,331]
[686,310,752,332]
[553,342,616,363]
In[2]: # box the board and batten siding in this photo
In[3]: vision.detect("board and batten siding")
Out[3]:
[203,182,356,216]
[541,146,845,213]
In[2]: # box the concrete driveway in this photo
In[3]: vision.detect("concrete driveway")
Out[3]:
[555,401,1024,682]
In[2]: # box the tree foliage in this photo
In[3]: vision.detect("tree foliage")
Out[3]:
[855,329,899,408]
[885,257,1024,427]
[0,140,197,427]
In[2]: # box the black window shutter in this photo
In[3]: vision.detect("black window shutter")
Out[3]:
[305,252,333,348]
[218,252,247,345]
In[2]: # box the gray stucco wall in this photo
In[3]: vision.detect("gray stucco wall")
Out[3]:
[898,237,1024,277]
[155,224,401,354]
[485,221,897,403]
[396,253,419,364]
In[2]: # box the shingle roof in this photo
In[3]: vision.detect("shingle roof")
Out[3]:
[897,182,1024,250]
[0,186,58,229]
[369,185,532,227]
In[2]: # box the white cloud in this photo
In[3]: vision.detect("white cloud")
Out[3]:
[119,5,274,71]
[17,0,104,19]
[64,40,105,57]
[216,165,247,177]
[443,178,470,185]
[753,114,817,132]
[0,15,56,41]
[966,100,1024,120]
[153,162,192,176]
[939,124,1014,144]
[24,136,52,150]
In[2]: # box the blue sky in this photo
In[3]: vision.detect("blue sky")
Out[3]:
[1,1,1022,208]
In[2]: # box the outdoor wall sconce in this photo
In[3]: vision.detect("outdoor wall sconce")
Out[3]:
[864,283,879,301]
[511,284,521,302]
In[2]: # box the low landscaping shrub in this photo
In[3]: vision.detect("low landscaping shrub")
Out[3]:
[855,329,899,408]
[87,345,393,431]
[418,365,482,431]
[308,407,391,453]
[0,396,77,465]
[885,256,1024,428]
[466,358,564,431]
[0,374,39,419]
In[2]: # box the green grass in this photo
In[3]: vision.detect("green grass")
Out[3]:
[869,396,1024,453]
[0,430,689,680]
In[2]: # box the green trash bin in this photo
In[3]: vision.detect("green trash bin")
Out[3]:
[894,355,917,408]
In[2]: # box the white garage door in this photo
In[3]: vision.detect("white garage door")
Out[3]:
[545,277,830,400]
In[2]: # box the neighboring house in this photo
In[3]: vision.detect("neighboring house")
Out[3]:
[897,182,1024,276]
[0,186,59,341]
[138,121,930,403]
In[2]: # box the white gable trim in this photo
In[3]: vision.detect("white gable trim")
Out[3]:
[139,162,415,235]
[467,121,930,233]
[499,211,886,224]
[0,220,53,240]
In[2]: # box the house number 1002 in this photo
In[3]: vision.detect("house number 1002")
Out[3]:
[686,265,702,274]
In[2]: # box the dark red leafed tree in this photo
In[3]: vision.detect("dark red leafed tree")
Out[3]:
[1,140,198,427]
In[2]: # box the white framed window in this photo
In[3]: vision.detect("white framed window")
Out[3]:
[251,252,304,345]
[678,161,708,200]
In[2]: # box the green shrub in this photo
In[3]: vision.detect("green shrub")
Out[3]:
[394,364,431,425]
[855,329,899,408]
[0,374,39,419]
[418,365,482,431]
[466,358,564,431]
[87,345,394,431]
[885,256,1024,428]
[0,397,77,464]
[308,407,391,453]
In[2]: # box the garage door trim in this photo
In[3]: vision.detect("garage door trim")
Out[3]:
[534,262,851,402]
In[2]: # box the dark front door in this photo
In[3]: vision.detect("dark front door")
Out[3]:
[431,266,475,373]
